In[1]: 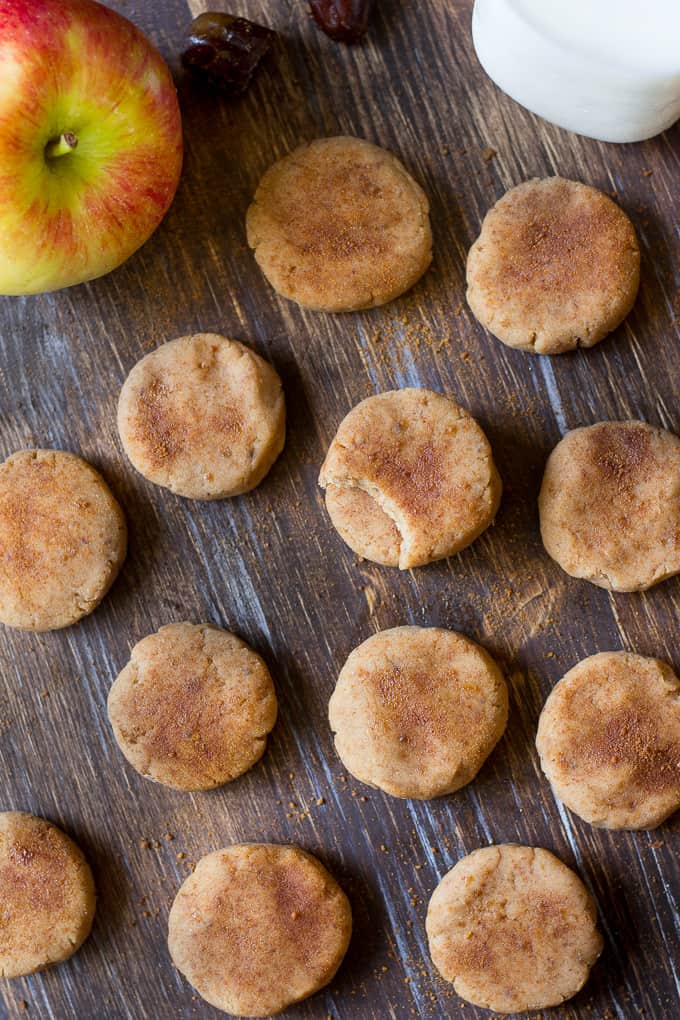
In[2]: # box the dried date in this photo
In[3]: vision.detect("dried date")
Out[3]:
[181,13,275,96]
[309,0,376,43]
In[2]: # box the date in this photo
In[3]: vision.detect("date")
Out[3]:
[309,0,376,43]
[181,12,276,96]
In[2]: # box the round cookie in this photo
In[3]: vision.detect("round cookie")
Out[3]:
[117,334,285,500]
[0,812,96,978]
[466,177,640,354]
[319,388,501,569]
[536,652,680,830]
[539,420,680,591]
[0,449,126,631]
[168,843,352,1017]
[107,623,278,791]
[426,844,602,1013]
[329,627,508,799]
[246,136,432,312]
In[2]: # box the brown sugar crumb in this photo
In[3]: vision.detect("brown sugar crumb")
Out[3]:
[365,310,453,372]
[482,146,496,162]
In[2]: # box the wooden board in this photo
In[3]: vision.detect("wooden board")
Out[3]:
[0,1,678,1017]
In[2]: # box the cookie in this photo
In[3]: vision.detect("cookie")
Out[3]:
[168,843,352,1016]
[319,388,501,569]
[426,844,602,1013]
[107,623,277,791]
[466,177,640,354]
[536,652,680,830]
[539,420,680,591]
[117,334,285,500]
[0,449,126,631]
[0,812,96,979]
[329,626,508,799]
[246,136,432,312]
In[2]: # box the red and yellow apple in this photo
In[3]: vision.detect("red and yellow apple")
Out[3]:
[0,0,183,295]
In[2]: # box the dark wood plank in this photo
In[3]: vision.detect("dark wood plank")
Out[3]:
[0,1,678,1017]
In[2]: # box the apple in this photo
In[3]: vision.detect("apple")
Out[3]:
[0,0,183,295]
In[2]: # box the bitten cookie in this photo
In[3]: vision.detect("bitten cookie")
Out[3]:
[107,623,277,791]
[0,449,126,631]
[466,177,640,354]
[0,812,96,979]
[246,136,432,312]
[329,627,507,799]
[168,843,352,1017]
[536,652,680,830]
[539,420,680,591]
[117,334,285,499]
[319,389,501,569]
[426,844,602,1013]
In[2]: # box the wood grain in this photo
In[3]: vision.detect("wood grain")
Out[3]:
[0,1,678,1017]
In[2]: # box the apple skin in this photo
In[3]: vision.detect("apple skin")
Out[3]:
[0,0,183,295]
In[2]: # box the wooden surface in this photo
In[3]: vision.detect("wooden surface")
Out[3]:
[0,1,678,1018]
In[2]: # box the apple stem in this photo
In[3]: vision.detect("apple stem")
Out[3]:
[45,132,78,160]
